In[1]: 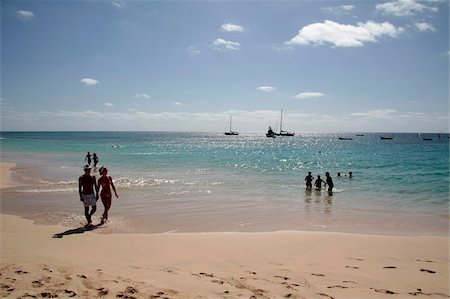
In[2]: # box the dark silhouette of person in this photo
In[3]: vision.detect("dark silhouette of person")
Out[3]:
[325,172,334,193]
[314,175,326,190]
[349,171,353,178]
[84,152,92,166]
[78,165,98,226]
[93,153,99,168]
[97,167,118,224]
[305,172,314,189]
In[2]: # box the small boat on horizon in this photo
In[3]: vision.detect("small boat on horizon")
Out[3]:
[224,115,239,136]
[356,134,364,137]
[423,138,433,141]
[266,126,276,138]
[338,137,353,140]
[380,136,393,140]
[266,109,294,137]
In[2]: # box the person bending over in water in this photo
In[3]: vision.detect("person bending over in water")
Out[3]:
[305,172,313,189]
[325,172,334,193]
[79,165,98,226]
[314,175,326,190]
[97,167,118,224]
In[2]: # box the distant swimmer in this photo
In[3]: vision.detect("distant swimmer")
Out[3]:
[314,175,326,190]
[93,153,99,168]
[305,172,314,189]
[349,171,353,178]
[97,167,118,224]
[337,172,341,177]
[325,172,334,194]
[84,152,92,166]
[79,165,98,226]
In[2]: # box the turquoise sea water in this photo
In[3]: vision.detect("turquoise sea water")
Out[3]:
[1,131,449,235]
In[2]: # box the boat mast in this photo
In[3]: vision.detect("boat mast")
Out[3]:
[280,109,283,133]
[230,115,232,132]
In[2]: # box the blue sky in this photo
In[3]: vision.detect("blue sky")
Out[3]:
[1,0,448,132]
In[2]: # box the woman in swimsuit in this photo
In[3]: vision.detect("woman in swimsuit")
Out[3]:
[97,167,119,224]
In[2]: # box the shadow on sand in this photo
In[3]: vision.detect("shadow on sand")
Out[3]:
[52,223,103,239]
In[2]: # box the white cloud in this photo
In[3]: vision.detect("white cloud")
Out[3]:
[80,78,99,86]
[104,103,114,107]
[221,23,244,32]
[112,0,126,9]
[272,43,294,51]
[287,20,403,47]
[351,109,398,118]
[292,92,326,100]
[415,22,437,32]
[375,0,438,16]
[17,10,35,21]
[135,93,150,99]
[186,46,201,55]
[321,5,355,15]
[256,86,277,92]
[212,38,240,51]
[173,101,183,106]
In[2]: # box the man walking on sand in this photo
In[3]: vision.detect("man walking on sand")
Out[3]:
[79,165,98,226]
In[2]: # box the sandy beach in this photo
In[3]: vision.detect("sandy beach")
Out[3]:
[1,162,449,298]
[1,215,449,299]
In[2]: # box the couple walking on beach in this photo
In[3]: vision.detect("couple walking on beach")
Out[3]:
[305,172,334,193]
[78,164,118,226]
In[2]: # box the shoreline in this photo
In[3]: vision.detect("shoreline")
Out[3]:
[0,162,17,189]
[1,161,449,237]
[1,214,449,298]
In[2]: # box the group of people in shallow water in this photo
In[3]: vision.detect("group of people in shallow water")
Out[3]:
[304,171,353,194]
[78,163,118,227]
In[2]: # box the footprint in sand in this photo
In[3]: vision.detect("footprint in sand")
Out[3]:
[116,286,138,299]
[317,293,335,299]
[345,266,359,269]
[64,290,77,297]
[383,266,397,269]
[32,280,44,288]
[98,287,109,296]
[311,273,326,277]
[15,270,29,275]
[416,259,435,263]
[371,288,397,294]
[274,275,291,281]
[420,268,436,274]
[327,285,349,289]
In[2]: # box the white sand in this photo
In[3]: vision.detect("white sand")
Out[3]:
[1,214,448,299]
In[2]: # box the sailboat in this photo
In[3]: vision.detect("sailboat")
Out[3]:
[274,109,294,136]
[224,115,239,136]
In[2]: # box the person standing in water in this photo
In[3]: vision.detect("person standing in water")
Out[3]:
[325,172,334,193]
[84,152,92,166]
[97,167,118,224]
[314,175,326,190]
[93,153,99,168]
[78,165,98,226]
[305,172,314,189]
